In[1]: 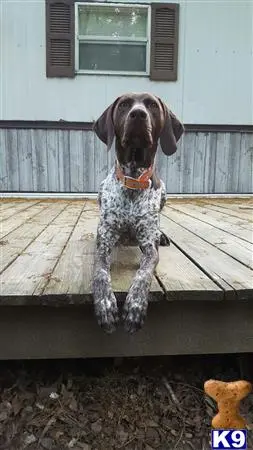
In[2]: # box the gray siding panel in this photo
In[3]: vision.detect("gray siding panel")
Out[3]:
[46,130,59,192]
[83,132,95,193]
[227,132,241,193]
[0,130,8,190]
[31,129,48,192]
[204,133,217,193]
[182,133,196,194]
[69,130,84,192]
[214,133,230,193]
[6,129,19,191]
[239,133,253,193]
[59,130,71,192]
[17,129,33,191]
[0,129,252,194]
[193,132,206,193]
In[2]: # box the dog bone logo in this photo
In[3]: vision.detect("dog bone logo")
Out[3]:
[204,379,252,429]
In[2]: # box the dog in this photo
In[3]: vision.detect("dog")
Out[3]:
[92,92,184,333]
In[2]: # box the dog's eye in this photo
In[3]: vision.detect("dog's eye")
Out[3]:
[119,101,130,109]
[147,101,158,109]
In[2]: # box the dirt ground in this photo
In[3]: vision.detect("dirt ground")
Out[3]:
[0,354,252,450]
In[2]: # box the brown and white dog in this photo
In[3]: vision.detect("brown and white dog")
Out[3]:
[93,92,184,333]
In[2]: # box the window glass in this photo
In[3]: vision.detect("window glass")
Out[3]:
[79,42,146,72]
[78,5,147,39]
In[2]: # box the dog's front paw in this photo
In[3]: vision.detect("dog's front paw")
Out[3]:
[122,292,148,333]
[94,291,119,334]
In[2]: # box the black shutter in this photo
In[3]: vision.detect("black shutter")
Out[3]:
[46,0,75,77]
[150,3,179,81]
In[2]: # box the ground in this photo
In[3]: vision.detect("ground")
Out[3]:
[0,355,252,450]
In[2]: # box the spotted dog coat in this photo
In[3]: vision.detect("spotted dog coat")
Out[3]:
[92,93,184,333]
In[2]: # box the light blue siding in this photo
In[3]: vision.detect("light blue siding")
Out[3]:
[0,0,252,124]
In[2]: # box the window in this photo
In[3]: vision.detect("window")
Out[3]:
[46,0,179,81]
[75,3,150,75]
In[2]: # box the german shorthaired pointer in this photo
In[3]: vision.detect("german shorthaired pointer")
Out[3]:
[92,93,184,333]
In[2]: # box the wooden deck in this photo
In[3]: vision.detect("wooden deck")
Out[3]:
[0,197,252,359]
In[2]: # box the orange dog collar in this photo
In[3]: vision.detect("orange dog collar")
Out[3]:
[116,164,153,190]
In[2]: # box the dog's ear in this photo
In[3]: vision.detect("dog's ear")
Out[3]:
[157,98,184,155]
[93,97,120,151]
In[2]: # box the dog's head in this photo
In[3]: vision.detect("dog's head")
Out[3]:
[94,92,184,168]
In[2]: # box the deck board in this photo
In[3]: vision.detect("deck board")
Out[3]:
[163,206,253,269]
[0,202,85,296]
[0,198,252,304]
[207,200,253,220]
[167,202,253,242]
[0,197,252,358]
[44,203,98,297]
[0,202,69,274]
[0,201,40,220]
[195,202,252,228]
[202,202,253,222]
[155,245,223,301]
[160,214,253,300]
[0,202,48,239]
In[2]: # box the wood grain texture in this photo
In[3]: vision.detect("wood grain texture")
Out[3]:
[160,213,253,299]
[0,200,39,222]
[0,130,8,191]
[84,132,95,193]
[204,202,253,221]
[6,129,19,191]
[44,204,98,296]
[228,132,242,193]
[168,202,253,243]
[59,130,71,192]
[0,129,252,193]
[0,202,84,296]
[163,206,253,269]
[31,129,48,192]
[17,129,34,191]
[181,132,196,193]
[0,202,46,239]
[69,131,84,192]
[0,302,252,358]
[0,199,252,307]
[207,200,253,221]
[0,202,68,274]
[203,133,217,193]
[46,130,59,192]
[155,244,223,301]
[238,133,253,193]
[192,132,206,193]
[214,133,231,193]
[0,202,19,212]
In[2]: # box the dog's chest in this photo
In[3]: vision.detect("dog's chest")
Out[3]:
[100,171,163,223]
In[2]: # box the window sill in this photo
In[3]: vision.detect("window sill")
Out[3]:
[75,70,149,77]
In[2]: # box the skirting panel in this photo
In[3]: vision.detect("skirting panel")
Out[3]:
[0,128,252,193]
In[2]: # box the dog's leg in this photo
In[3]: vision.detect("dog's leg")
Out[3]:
[123,240,159,333]
[93,223,120,333]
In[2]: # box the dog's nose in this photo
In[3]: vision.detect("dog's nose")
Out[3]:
[129,108,147,120]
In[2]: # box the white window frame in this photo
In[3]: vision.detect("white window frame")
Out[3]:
[75,2,151,76]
